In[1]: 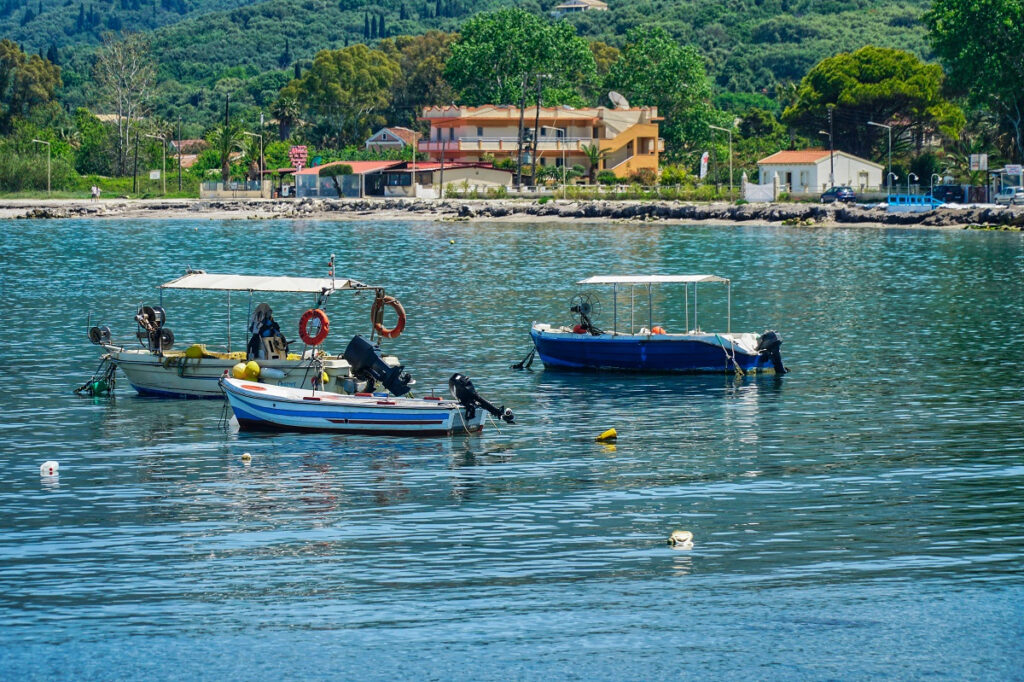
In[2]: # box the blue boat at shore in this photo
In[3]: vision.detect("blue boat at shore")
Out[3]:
[526,275,786,375]
[887,193,946,212]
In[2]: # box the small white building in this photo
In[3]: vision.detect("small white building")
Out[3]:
[364,126,418,152]
[757,149,883,193]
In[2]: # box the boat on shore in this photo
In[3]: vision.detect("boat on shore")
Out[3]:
[525,275,786,374]
[83,261,408,399]
[886,193,945,213]
[220,341,514,436]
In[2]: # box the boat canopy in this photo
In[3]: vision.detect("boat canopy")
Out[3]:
[159,273,372,294]
[577,275,729,285]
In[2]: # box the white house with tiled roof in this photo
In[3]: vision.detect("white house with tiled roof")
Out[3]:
[364,126,419,151]
[757,148,883,192]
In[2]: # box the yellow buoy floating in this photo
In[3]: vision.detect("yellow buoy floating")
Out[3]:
[596,428,617,442]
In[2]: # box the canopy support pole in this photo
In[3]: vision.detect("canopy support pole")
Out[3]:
[612,284,617,334]
[648,284,652,331]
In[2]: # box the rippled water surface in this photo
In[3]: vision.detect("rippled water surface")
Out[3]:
[1,219,1022,680]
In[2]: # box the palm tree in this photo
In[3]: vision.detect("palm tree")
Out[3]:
[271,95,300,141]
[581,143,609,184]
[208,122,245,183]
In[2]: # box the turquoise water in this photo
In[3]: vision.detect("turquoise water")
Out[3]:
[1,219,1022,680]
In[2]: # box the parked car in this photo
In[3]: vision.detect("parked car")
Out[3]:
[994,186,1024,206]
[928,184,964,204]
[819,186,856,203]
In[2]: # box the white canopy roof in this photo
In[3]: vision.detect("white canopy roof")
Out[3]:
[160,272,370,293]
[577,275,729,285]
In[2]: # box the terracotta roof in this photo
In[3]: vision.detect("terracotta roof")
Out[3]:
[757,149,831,165]
[293,160,404,175]
[380,127,419,145]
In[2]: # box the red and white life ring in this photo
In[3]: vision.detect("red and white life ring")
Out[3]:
[298,308,330,346]
[371,295,406,339]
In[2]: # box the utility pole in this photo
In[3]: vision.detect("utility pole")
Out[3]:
[531,74,544,185]
[515,73,527,189]
[709,124,733,198]
[177,118,182,192]
[828,106,835,186]
[132,131,139,194]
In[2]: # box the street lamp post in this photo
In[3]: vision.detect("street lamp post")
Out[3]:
[908,172,918,197]
[709,124,733,198]
[243,131,264,197]
[818,129,835,187]
[543,126,567,199]
[145,133,167,195]
[31,139,51,196]
[888,172,899,199]
[867,121,892,194]
[930,173,941,199]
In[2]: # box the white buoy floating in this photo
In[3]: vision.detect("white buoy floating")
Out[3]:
[240,452,252,463]
[40,461,59,477]
[668,530,694,549]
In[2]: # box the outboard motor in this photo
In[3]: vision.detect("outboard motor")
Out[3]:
[756,329,787,374]
[449,373,515,424]
[342,334,415,396]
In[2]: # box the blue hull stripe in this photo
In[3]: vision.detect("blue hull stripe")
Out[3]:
[229,394,451,423]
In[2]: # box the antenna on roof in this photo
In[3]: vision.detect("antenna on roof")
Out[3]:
[608,91,630,110]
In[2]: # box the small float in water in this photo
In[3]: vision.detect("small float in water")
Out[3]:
[220,335,514,436]
[525,275,786,375]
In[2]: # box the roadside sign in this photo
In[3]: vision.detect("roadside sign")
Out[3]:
[149,170,160,180]
[969,153,988,171]
[1004,164,1023,175]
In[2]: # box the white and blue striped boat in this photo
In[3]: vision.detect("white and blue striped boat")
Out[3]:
[220,375,513,436]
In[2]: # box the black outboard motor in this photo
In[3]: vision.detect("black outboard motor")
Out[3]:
[756,329,787,374]
[449,373,515,424]
[342,335,415,396]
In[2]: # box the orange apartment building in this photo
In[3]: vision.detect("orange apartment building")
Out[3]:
[418,104,664,180]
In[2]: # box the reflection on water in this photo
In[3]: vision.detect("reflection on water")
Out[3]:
[0,219,1022,679]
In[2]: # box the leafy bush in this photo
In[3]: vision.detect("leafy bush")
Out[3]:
[596,170,619,185]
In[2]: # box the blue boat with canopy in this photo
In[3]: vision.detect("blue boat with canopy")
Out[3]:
[525,275,786,374]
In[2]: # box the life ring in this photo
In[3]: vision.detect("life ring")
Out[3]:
[371,295,406,339]
[298,308,330,346]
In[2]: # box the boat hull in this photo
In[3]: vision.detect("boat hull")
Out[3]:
[220,377,485,436]
[106,346,393,399]
[529,326,776,373]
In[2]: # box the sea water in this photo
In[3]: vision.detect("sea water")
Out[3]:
[0,219,1021,680]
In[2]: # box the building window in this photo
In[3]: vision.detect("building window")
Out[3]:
[449,128,455,141]
[476,127,483,137]
[593,126,599,138]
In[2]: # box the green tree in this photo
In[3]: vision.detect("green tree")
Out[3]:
[73,107,113,175]
[279,44,400,148]
[444,8,596,107]
[207,121,244,182]
[580,142,608,183]
[319,163,352,196]
[379,31,456,127]
[0,38,61,135]
[781,46,965,161]
[270,94,299,141]
[606,27,714,161]
[925,0,1024,162]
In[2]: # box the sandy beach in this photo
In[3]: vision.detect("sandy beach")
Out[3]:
[2,197,1022,228]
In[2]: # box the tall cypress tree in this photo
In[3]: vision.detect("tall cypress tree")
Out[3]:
[363,12,369,39]
[379,13,385,37]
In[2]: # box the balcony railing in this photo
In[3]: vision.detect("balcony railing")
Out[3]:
[419,136,591,153]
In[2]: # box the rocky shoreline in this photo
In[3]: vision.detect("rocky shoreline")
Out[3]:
[3,197,1023,228]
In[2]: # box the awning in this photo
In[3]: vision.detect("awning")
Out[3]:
[160,272,371,293]
[577,275,729,285]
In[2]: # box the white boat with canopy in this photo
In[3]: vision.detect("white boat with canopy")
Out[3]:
[522,274,787,374]
[81,259,410,399]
